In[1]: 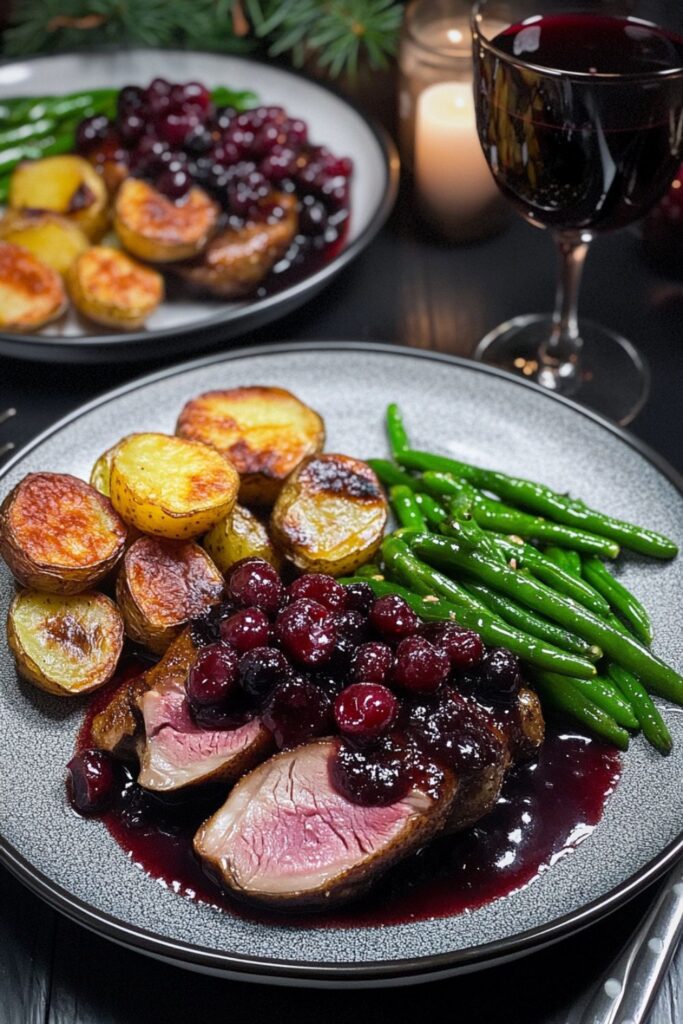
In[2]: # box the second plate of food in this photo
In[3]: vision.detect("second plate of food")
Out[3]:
[1,342,682,986]
[0,52,397,362]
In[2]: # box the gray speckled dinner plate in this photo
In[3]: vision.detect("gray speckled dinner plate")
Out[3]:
[1,342,683,987]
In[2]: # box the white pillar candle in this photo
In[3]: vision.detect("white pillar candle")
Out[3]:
[415,80,502,239]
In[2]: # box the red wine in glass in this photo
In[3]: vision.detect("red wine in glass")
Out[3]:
[472,2,683,424]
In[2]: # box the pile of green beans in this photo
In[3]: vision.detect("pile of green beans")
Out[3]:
[0,85,257,203]
[366,403,681,754]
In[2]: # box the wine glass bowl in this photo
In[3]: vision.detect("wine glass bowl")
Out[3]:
[471,0,683,424]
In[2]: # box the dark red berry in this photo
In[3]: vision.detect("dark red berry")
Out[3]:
[479,648,523,698]
[66,749,116,815]
[332,609,367,645]
[299,197,328,235]
[219,608,270,653]
[334,683,398,743]
[401,689,503,772]
[156,166,192,199]
[420,622,484,670]
[275,598,337,665]
[156,111,198,146]
[331,734,414,806]
[344,581,374,615]
[369,594,419,639]
[393,636,450,693]
[350,641,394,684]
[118,112,145,144]
[227,558,283,615]
[117,85,145,117]
[75,114,111,152]
[262,676,333,748]
[186,642,239,707]
[239,646,291,700]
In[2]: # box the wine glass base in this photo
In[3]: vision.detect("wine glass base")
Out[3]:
[473,314,650,426]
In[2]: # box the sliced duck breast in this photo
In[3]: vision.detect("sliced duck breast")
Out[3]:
[194,738,458,910]
[138,687,272,792]
[134,629,272,793]
[445,686,545,833]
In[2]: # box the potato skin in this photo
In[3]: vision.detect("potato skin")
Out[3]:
[114,178,218,263]
[203,503,282,574]
[0,472,127,593]
[116,536,224,654]
[110,432,239,539]
[0,211,89,275]
[67,246,164,328]
[9,155,109,240]
[0,241,67,331]
[176,386,325,505]
[270,453,388,576]
[7,589,124,696]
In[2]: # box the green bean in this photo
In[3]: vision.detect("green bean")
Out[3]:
[397,449,677,559]
[442,494,506,564]
[607,664,672,754]
[386,403,410,458]
[0,118,58,148]
[382,535,486,612]
[581,556,653,645]
[465,582,601,660]
[378,538,596,678]
[544,545,583,576]
[367,459,418,491]
[414,492,448,529]
[420,471,619,558]
[490,536,610,616]
[389,486,427,531]
[354,563,386,579]
[410,532,683,702]
[537,670,638,729]
[531,672,630,750]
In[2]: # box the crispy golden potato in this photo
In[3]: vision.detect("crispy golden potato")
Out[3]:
[270,453,387,576]
[7,589,124,696]
[9,155,109,240]
[176,191,298,297]
[0,211,89,275]
[0,472,127,593]
[176,386,325,505]
[0,241,67,331]
[114,177,218,263]
[67,246,164,328]
[203,503,282,574]
[116,536,224,653]
[110,432,239,539]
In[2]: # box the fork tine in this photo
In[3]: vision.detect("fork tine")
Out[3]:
[0,441,14,459]
[0,408,16,426]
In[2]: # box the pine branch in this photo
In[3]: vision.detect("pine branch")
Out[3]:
[2,0,405,78]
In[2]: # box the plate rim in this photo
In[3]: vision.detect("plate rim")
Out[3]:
[1,339,682,985]
[0,50,399,354]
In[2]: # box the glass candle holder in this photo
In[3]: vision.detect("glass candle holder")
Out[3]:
[399,0,508,242]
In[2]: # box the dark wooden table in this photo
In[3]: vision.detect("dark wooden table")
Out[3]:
[1,184,682,1024]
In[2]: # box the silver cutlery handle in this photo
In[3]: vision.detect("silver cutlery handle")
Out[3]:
[575,865,683,1024]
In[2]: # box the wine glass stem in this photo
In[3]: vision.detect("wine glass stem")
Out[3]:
[538,233,591,391]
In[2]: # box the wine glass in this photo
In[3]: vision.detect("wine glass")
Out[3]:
[471,0,683,424]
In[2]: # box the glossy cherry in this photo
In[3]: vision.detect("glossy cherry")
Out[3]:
[66,749,117,815]
[334,683,398,743]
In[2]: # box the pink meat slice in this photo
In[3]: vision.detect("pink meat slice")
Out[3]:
[194,738,457,909]
[137,687,270,792]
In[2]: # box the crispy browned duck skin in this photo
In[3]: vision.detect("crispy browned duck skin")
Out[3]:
[175,191,298,298]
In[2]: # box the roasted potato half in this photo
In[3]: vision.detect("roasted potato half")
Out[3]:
[116,536,224,654]
[7,590,124,696]
[0,472,127,593]
[0,211,89,275]
[110,432,239,539]
[176,191,298,297]
[0,241,67,331]
[270,453,387,576]
[8,155,109,240]
[203,503,282,574]
[67,246,164,328]
[176,386,325,505]
[114,177,218,263]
